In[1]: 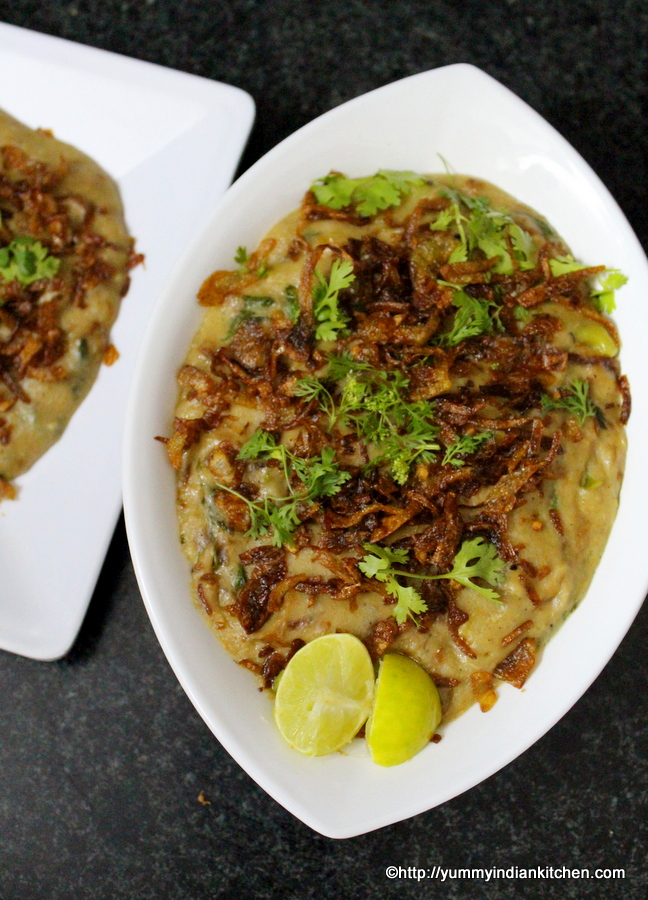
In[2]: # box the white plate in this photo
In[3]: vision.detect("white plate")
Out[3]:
[123,64,648,838]
[0,23,254,660]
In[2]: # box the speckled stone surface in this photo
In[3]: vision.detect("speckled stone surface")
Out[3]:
[0,2,647,897]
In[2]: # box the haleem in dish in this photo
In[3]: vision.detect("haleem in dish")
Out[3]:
[0,109,141,497]
[166,170,629,759]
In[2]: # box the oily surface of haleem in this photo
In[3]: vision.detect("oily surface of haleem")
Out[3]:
[168,171,629,724]
[0,108,140,490]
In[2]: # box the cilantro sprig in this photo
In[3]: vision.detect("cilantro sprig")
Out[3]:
[541,379,598,426]
[443,290,500,346]
[283,284,300,322]
[358,544,428,624]
[430,188,536,274]
[295,356,439,485]
[234,245,270,279]
[214,431,350,546]
[0,237,60,287]
[592,270,627,315]
[548,255,628,314]
[442,431,493,467]
[234,246,249,270]
[313,258,355,341]
[311,170,424,217]
[359,537,506,624]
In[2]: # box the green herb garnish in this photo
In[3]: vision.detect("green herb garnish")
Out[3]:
[283,284,300,322]
[0,237,60,287]
[514,305,534,326]
[313,257,355,341]
[442,431,493,467]
[311,170,424,217]
[242,295,273,307]
[233,246,270,278]
[233,564,247,593]
[443,290,500,346]
[591,270,627,315]
[359,537,506,624]
[215,432,350,546]
[234,246,249,269]
[430,188,536,273]
[296,357,439,484]
[541,379,597,426]
[549,255,628,314]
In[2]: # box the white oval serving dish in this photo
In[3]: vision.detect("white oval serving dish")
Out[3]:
[123,63,648,838]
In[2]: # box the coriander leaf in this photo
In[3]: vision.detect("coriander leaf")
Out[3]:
[445,537,506,601]
[283,284,300,322]
[299,445,351,498]
[293,374,332,404]
[310,170,424,217]
[599,270,628,291]
[353,177,401,217]
[446,189,491,214]
[233,565,247,593]
[388,581,428,625]
[234,246,249,268]
[514,305,533,326]
[369,430,440,485]
[308,358,438,484]
[541,379,597,426]
[377,169,426,192]
[549,255,585,277]
[326,353,374,379]
[442,431,493,467]
[509,222,537,270]
[237,429,279,460]
[310,173,357,210]
[339,374,368,414]
[432,189,536,275]
[231,434,350,546]
[429,206,459,232]
[430,200,467,262]
[313,257,355,341]
[466,210,513,274]
[265,500,302,546]
[0,237,60,286]
[549,257,627,315]
[359,544,425,624]
[592,269,628,314]
[242,294,274,307]
[359,536,505,623]
[443,290,498,346]
[358,543,410,579]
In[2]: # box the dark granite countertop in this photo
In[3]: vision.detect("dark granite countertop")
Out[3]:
[1,2,647,897]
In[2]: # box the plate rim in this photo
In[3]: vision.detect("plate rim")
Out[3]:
[0,23,254,660]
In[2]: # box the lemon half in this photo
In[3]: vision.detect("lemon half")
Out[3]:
[366,653,441,767]
[274,633,375,756]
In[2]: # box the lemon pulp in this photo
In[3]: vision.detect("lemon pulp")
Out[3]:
[366,653,441,767]
[274,633,375,756]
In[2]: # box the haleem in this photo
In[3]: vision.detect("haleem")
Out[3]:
[166,169,629,760]
[0,109,141,496]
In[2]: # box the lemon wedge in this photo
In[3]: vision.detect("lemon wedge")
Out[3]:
[274,633,374,756]
[366,653,441,767]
